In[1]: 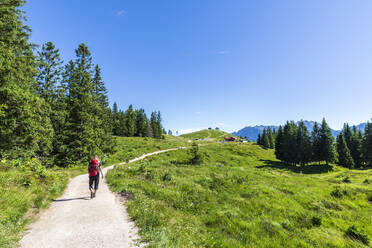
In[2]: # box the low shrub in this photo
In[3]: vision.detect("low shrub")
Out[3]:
[342,176,351,183]
[345,225,370,245]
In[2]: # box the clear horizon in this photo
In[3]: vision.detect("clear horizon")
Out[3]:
[24,0,372,134]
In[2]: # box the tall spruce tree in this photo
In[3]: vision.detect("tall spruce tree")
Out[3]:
[275,126,284,160]
[92,65,114,154]
[282,121,298,165]
[35,41,63,105]
[257,133,262,145]
[125,105,136,136]
[311,122,322,164]
[0,0,54,160]
[64,43,103,164]
[36,41,68,163]
[135,109,149,137]
[362,122,372,166]
[336,133,354,169]
[150,111,162,138]
[296,121,312,165]
[267,128,274,148]
[319,118,336,165]
[349,126,363,167]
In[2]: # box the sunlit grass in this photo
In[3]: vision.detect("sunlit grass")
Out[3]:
[107,142,372,247]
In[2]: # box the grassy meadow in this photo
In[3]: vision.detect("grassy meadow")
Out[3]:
[107,141,372,248]
[180,129,235,141]
[105,135,189,165]
[0,159,68,247]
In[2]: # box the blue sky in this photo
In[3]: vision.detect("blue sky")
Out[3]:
[24,0,372,134]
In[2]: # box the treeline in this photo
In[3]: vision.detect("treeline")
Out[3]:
[112,103,164,139]
[257,119,372,168]
[0,1,164,166]
[257,128,277,149]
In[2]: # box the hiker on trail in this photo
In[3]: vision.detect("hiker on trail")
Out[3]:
[88,154,104,199]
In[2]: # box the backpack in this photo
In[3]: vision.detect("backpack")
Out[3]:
[89,159,99,176]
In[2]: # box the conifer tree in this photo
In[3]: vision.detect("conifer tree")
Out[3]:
[64,43,102,163]
[319,118,336,165]
[135,109,149,137]
[112,102,121,135]
[311,122,322,164]
[336,133,354,169]
[157,111,163,137]
[362,122,372,166]
[35,41,63,105]
[267,128,274,148]
[125,105,136,136]
[150,111,162,138]
[36,41,68,163]
[92,65,114,153]
[0,0,54,159]
[282,121,298,165]
[296,121,312,165]
[349,126,362,167]
[275,126,284,160]
[257,133,262,145]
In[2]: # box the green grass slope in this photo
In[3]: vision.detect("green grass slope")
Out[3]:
[0,159,68,247]
[180,129,235,141]
[105,135,189,165]
[107,142,372,248]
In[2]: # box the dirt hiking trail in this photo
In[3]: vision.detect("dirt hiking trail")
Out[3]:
[20,147,184,248]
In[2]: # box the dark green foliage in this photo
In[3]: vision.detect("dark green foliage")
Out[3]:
[345,226,370,245]
[311,122,322,164]
[336,133,354,169]
[0,1,54,160]
[296,120,312,165]
[281,121,298,165]
[62,44,114,165]
[0,104,7,117]
[111,103,160,139]
[274,126,284,160]
[342,124,362,167]
[35,41,67,165]
[189,142,203,164]
[150,111,163,139]
[35,41,63,105]
[362,122,372,166]
[319,118,336,165]
[135,109,150,137]
[311,216,322,227]
[125,105,136,136]
[257,127,276,149]
[342,176,351,183]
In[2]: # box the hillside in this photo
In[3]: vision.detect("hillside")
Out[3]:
[180,129,235,141]
[107,142,372,247]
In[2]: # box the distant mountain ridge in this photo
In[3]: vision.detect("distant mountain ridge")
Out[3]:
[233,120,368,142]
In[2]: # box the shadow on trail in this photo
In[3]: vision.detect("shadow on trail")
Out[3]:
[53,197,90,202]
[256,159,333,174]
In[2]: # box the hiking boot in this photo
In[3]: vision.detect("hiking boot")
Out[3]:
[90,191,94,199]
[93,192,96,198]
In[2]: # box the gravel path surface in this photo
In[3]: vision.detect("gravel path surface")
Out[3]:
[19,147,184,248]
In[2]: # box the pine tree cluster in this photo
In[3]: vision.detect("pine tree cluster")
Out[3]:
[0,1,165,166]
[259,118,372,168]
[257,128,276,149]
[274,119,335,166]
[112,103,164,139]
